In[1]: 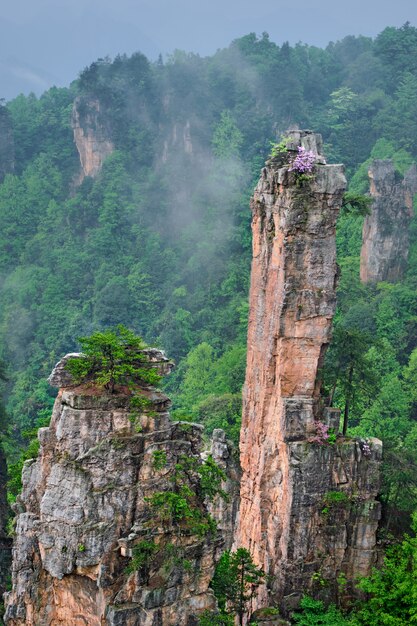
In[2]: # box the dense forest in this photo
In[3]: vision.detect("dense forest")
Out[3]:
[2,22,417,623]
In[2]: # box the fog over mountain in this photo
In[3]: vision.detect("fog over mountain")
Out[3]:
[1,0,417,101]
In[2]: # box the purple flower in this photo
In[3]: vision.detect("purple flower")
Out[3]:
[361,440,372,457]
[289,146,316,174]
[310,421,330,445]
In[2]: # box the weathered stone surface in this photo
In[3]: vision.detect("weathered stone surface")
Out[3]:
[161,120,194,162]
[360,159,417,283]
[250,608,290,625]
[0,442,12,600]
[5,375,224,624]
[48,352,82,387]
[235,131,381,610]
[206,429,241,550]
[72,97,114,181]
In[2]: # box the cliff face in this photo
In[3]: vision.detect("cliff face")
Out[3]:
[236,130,381,610]
[0,443,12,600]
[0,106,14,183]
[5,353,228,626]
[360,159,417,284]
[207,429,241,551]
[72,97,114,181]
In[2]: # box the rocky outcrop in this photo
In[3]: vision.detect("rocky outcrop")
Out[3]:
[161,120,194,163]
[360,159,417,284]
[72,97,114,181]
[0,442,12,600]
[235,130,381,610]
[5,356,226,625]
[207,429,240,551]
[0,105,14,183]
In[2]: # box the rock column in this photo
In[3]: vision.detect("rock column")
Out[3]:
[360,159,417,284]
[236,131,381,610]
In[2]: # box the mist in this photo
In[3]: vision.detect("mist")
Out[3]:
[1,0,417,100]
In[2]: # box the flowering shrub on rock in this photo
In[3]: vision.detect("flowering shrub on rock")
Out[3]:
[310,421,330,444]
[289,146,316,174]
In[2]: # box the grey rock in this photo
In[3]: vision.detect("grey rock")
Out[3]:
[5,381,223,625]
[48,353,82,388]
[361,159,417,283]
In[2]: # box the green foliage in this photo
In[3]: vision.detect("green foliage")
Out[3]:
[323,491,350,506]
[152,450,168,471]
[292,596,351,625]
[4,24,417,557]
[126,540,158,575]
[323,326,378,434]
[322,491,350,517]
[198,610,235,626]
[352,515,417,625]
[197,454,227,501]
[196,393,242,446]
[341,192,372,216]
[212,111,243,159]
[146,489,217,537]
[66,325,161,393]
[145,454,225,538]
[7,412,51,503]
[171,342,245,442]
[211,548,266,625]
[269,136,291,160]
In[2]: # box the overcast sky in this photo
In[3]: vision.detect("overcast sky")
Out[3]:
[1,0,417,101]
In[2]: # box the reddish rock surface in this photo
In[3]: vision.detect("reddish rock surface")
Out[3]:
[72,97,114,181]
[360,159,417,284]
[236,131,381,610]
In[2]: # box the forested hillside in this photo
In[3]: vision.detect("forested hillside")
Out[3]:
[1,22,417,536]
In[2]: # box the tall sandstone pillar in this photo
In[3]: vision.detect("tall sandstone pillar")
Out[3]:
[236,130,381,610]
[360,159,417,284]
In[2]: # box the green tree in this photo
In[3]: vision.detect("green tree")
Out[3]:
[211,548,265,625]
[212,111,243,159]
[354,513,417,625]
[324,327,377,435]
[66,325,161,393]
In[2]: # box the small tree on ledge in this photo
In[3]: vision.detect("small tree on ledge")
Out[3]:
[65,325,161,393]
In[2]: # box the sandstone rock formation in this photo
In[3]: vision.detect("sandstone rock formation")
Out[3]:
[235,130,382,610]
[5,355,228,625]
[360,159,417,284]
[72,97,114,181]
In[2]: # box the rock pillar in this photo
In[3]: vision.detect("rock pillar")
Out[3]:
[72,97,114,181]
[360,159,417,284]
[236,130,381,610]
[5,352,223,626]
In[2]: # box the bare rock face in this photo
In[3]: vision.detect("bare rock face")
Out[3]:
[235,130,381,610]
[360,159,417,283]
[5,372,224,624]
[72,97,114,181]
[206,429,241,551]
[0,443,12,600]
